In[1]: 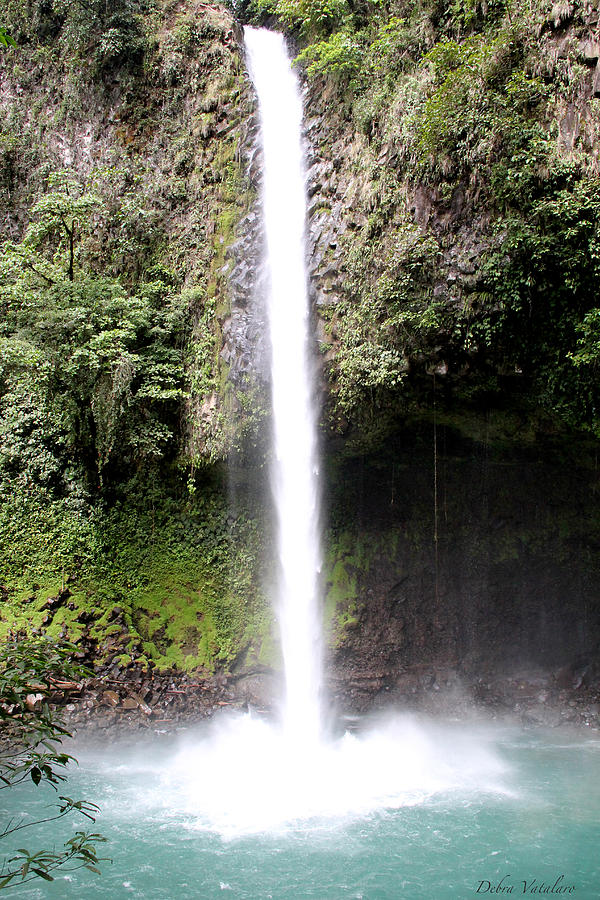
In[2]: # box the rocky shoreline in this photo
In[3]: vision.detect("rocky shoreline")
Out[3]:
[55,660,600,739]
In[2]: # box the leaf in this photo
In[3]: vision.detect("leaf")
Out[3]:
[0,27,16,49]
[32,869,54,881]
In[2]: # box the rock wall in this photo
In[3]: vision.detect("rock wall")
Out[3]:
[0,0,268,464]
[2,0,600,723]
[300,0,600,437]
[279,1,600,717]
[322,423,600,723]
[219,12,600,716]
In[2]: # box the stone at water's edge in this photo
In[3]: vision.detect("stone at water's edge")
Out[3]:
[56,667,237,737]
[54,659,600,738]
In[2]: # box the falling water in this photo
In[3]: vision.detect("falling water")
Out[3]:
[244,27,322,745]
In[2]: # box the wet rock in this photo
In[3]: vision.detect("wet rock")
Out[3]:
[231,671,278,709]
[550,2,574,29]
[123,692,152,716]
[102,690,120,707]
[25,693,43,711]
[121,697,139,710]
[77,610,94,624]
[580,39,600,62]
[43,588,70,611]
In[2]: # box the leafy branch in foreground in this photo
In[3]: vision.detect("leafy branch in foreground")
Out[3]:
[0,826,107,888]
[1,791,105,886]
[0,637,108,889]
[0,638,84,789]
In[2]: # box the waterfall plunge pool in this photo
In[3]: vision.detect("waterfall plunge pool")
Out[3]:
[2,714,599,899]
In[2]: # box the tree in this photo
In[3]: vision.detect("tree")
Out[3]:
[0,171,189,488]
[0,637,107,888]
[11,171,102,284]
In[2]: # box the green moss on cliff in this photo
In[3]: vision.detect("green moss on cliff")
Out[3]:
[0,472,271,672]
[323,529,394,646]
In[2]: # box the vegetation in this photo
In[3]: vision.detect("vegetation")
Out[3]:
[0,171,190,492]
[0,28,16,49]
[2,0,147,72]
[0,0,271,671]
[246,0,600,440]
[0,638,106,888]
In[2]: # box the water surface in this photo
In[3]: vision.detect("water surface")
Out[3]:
[2,716,598,899]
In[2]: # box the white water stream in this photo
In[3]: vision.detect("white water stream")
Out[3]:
[244,26,322,746]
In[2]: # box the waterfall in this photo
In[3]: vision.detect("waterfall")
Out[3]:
[106,32,509,840]
[244,27,322,746]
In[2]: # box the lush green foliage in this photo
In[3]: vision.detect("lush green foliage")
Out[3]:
[0,1,265,675]
[478,178,600,433]
[0,171,190,492]
[329,221,441,418]
[2,0,147,73]
[280,0,600,434]
[0,638,107,888]
[250,0,352,38]
[295,29,363,81]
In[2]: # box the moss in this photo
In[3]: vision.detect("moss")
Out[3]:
[44,610,86,643]
[322,529,373,647]
[0,471,270,674]
[127,558,228,671]
[255,626,280,668]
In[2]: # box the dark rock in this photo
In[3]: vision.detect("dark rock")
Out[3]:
[102,690,120,707]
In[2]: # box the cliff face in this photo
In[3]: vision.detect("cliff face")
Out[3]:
[0,2,273,674]
[301,0,600,445]
[0,0,264,465]
[294,0,600,711]
[1,1,600,719]
[321,424,600,723]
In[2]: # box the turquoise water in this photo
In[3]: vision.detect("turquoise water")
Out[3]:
[2,717,599,899]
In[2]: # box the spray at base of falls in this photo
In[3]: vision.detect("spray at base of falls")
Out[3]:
[150,713,512,838]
